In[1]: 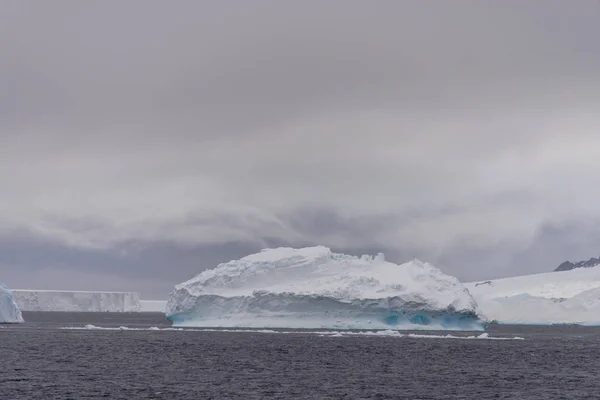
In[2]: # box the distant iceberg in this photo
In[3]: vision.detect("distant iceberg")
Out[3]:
[466,265,600,325]
[0,283,24,323]
[166,246,484,330]
[12,290,141,312]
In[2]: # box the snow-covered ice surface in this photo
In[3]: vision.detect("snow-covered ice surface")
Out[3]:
[166,246,483,330]
[466,266,600,325]
[0,283,24,323]
[140,300,167,313]
[12,290,141,312]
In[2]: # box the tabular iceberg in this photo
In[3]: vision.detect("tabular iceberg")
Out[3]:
[12,290,141,312]
[0,283,24,323]
[166,246,483,330]
[466,265,600,325]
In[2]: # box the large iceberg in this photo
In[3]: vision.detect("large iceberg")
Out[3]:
[166,246,483,330]
[466,265,600,325]
[12,290,141,312]
[0,283,24,323]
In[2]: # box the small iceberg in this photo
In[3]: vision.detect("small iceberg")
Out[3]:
[0,283,24,323]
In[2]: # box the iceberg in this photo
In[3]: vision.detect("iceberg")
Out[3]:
[166,246,483,330]
[0,283,24,323]
[466,265,600,325]
[12,290,141,312]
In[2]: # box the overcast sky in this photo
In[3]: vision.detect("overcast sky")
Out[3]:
[1,1,600,298]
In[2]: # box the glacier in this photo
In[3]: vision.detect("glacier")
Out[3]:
[0,283,24,323]
[466,265,600,325]
[12,290,141,312]
[166,246,484,330]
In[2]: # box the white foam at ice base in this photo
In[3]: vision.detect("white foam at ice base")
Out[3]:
[12,290,141,312]
[315,330,523,340]
[0,283,24,323]
[166,246,482,330]
[140,300,167,313]
[62,324,170,331]
[60,325,523,340]
[466,266,600,325]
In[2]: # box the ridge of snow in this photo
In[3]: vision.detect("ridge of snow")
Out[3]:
[466,265,600,325]
[555,257,600,272]
[467,265,600,300]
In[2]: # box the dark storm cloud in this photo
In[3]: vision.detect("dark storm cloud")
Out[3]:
[438,221,600,283]
[0,227,397,298]
[1,1,600,296]
[0,232,263,297]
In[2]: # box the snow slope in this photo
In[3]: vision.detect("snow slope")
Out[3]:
[0,283,24,323]
[466,266,600,325]
[166,246,483,330]
[12,290,141,312]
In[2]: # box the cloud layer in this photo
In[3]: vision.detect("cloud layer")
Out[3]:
[1,1,600,296]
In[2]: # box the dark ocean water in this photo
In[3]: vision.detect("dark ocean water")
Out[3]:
[2,313,600,399]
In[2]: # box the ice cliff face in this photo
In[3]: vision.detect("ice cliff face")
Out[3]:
[12,290,141,312]
[0,283,24,323]
[166,246,482,330]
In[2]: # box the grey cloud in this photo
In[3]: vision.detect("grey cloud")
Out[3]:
[4,212,600,298]
[1,1,600,295]
[0,230,263,297]
[0,224,399,298]
[439,221,600,282]
[3,1,598,125]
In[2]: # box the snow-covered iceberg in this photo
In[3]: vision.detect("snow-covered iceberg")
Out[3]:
[12,290,141,312]
[166,246,483,330]
[466,265,600,325]
[0,283,24,323]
